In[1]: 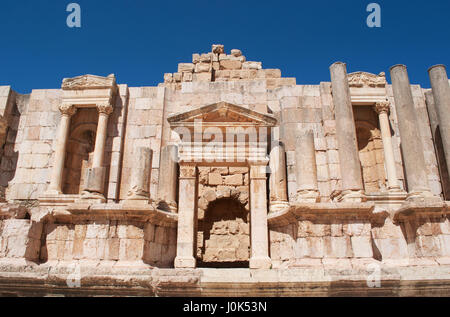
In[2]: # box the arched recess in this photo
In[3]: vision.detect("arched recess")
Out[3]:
[63,122,97,194]
[356,120,387,193]
[197,197,250,268]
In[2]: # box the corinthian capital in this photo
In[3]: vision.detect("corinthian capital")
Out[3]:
[375,101,390,115]
[97,102,114,115]
[59,103,77,116]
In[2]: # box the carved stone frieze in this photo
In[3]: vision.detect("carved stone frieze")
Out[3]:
[348,71,386,88]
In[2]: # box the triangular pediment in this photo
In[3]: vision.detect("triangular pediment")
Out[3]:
[168,102,277,127]
[62,74,117,90]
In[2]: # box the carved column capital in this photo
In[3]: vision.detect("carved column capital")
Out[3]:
[179,164,196,179]
[375,101,390,115]
[59,103,77,116]
[96,102,114,115]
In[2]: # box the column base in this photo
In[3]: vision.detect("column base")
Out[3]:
[157,200,178,213]
[249,256,272,269]
[269,201,290,213]
[174,256,196,268]
[122,199,153,208]
[406,190,441,203]
[43,189,63,196]
[296,190,320,203]
[334,190,366,203]
[388,186,405,194]
[79,191,106,204]
[126,193,151,201]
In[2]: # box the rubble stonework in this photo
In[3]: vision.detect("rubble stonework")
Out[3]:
[0,45,450,296]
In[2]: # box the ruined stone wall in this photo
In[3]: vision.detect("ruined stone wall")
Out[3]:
[0,219,41,262]
[0,45,448,272]
[119,86,163,201]
[42,221,176,267]
[270,218,374,268]
[196,167,250,265]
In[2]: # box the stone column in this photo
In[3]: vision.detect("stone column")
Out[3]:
[269,143,289,212]
[249,161,271,269]
[126,147,153,201]
[330,62,365,202]
[374,101,401,192]
[81,103,113,199]
[174,163,197,268]
[428,65,450,175]
[93,103,113,168]
[46,104,77,195]
[390,65,434,199]
[295,130,320,202]
[157,145,178,212]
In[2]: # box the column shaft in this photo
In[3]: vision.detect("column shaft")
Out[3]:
[249,163,271,269]
[390,65,431,196]
[429,65,450,175]
[295,130,320,202]
[127,148,153,200]
[375,102,400,191]
[269,143,288,211]
[157,145,178,212]
[47,104,76,194]
[330,62,364,197]
[93,112,110,168]
[174,164,197,268]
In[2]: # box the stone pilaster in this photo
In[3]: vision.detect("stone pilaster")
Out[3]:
[46,103,77,195]
[269,143,289,212]
[390,65,435,200]
[374,101,401,192]
[127,147,153,201]
[428,65,450,177]
[249,161,271,269]
[330,62,365,202]
[295,130,320,202]
[174,163,197,268]
[157,145,178,212]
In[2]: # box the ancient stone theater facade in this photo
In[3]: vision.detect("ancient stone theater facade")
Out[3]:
[0,45,449,296]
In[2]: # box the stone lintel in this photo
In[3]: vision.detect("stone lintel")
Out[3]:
[52,202,179,227]
[393,201,449,222]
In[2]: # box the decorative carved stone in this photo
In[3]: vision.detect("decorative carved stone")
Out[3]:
[180,164,197,179]
[62,74,116,90]
[59,103,77,116]
[212,44,224,54]
[97,103,114,115]
[348,71,386,88]
[375,101,390,115]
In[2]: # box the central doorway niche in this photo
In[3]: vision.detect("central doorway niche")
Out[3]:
[197,198,250,268]
[63,108,98,194]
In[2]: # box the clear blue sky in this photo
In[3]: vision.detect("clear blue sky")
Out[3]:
[0,0,449,94]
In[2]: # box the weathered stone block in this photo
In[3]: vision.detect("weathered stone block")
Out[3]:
[224,174,243,186]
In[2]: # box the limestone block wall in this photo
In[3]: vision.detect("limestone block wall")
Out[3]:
[402,217,450,258]
[277,84,336,202]
[119,86,164,201]
[42,221,176,267]
[270,218,374,267]
[0,88,26,201]
[6,89,60,200]
[103,84,129,201]
[0,219,42,261]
